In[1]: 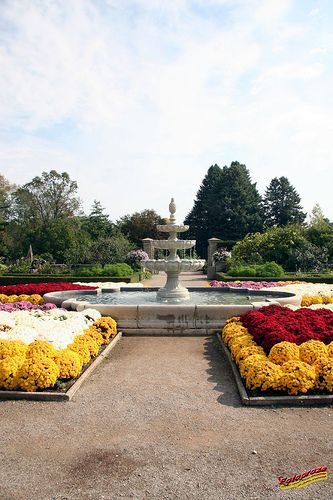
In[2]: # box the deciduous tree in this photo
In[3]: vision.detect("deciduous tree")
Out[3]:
[118,209,164,247]
[11,170,80,224]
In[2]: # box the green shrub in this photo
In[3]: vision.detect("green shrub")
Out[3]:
[77,266,103,277]
[0,263,8,275]
[286,241,329,272]
[255,262,284,277]
[232,225,306,269]
[228,265,257,277]
[7,258,31,274]
[103,263,133,277]
[228,261,284,277]
[74,263,133,277]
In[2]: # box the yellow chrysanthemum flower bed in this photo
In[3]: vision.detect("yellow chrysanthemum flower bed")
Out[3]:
[222,320,249,348]
[299,340,328,365]
[68,335,100,361]
[245,359,282,391]
[27,340,57,359]
[313,358,333,392]
[0,356,24,390]
[0,293,44,304]
[15,356,60,392]
[268,342,300,365]
[92,317,117,344]
[0,316,117,391]
[328,342,333,358]
[0,339,28,360]
[301,295,333,307]
[234,345,266,365]
[221,318,333,396]
[280,361,316,395]
[238,354,268,379]
[53,349,83,379]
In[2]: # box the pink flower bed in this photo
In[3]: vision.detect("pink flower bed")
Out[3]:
[209,280,287,289]
[0,301,57,312]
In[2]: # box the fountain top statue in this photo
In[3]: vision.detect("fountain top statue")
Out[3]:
[142,198,206,301]
[156,198,189,237]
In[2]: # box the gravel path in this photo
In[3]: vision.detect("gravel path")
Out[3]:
[0,336,332,499]
[141,271,209,288]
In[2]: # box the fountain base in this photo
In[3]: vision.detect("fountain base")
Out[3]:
[155,268,191,302]
[156,285,190,302]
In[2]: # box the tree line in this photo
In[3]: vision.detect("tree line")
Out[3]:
[184,161,332,258]
[1,165,331,269]
[0,170,163,267]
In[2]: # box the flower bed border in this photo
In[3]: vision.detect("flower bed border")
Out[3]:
[0,332,122,402]
[216,333,333,406]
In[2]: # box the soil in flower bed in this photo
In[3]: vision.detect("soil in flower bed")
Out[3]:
[245,383,331,398]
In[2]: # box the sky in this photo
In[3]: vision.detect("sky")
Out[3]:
[0,0,333,225]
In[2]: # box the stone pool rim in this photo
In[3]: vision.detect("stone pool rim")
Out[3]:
[44,287,301,336]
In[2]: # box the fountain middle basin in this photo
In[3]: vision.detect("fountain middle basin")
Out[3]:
[44,287,301,335]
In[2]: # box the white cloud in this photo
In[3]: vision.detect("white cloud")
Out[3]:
[308,7,320,17]
[310,32,333,55]
[0,0,333,223]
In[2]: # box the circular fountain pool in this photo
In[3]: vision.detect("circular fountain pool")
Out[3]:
[51,288,296,305]
[44,287,301,336]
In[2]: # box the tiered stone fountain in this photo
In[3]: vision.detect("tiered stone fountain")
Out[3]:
[143,198,205,301]
[44,197,301,334]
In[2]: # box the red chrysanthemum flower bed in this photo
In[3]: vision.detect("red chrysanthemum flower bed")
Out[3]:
[241,305,333,353]
[0,282,97,296]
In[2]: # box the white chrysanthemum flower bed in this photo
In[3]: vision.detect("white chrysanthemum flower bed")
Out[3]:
[73,281,144,289]
[266,283,333,296]
[0,309,101,349]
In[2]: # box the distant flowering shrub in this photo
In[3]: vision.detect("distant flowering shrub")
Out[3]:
[209,280,294,289]
[212,248,231,263]
[126,249,149,269]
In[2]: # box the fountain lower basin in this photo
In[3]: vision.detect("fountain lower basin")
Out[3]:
[44,287,301,335]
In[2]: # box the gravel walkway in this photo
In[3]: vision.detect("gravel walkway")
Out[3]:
[141,271,209,288]
[0,336,332,499]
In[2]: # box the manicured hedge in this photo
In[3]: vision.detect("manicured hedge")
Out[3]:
[215,272,333,284]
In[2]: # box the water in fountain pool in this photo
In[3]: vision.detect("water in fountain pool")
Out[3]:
[68,289,291,305]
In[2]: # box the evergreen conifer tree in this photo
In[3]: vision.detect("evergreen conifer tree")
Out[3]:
[184,164,223,257]
[263,176,306,227]
[185,162,263,257]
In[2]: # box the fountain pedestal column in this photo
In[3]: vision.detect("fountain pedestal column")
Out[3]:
[157,263,190,301]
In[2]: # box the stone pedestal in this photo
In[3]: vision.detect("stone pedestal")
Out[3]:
[207,238,221,280]
[208,238,221,266]
[142,238,155,259]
